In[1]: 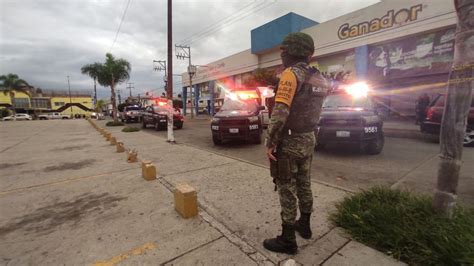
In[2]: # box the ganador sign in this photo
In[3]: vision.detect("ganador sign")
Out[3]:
[338,4,423,40]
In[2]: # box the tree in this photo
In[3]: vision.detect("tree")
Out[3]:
[96,99,106,112]
[0,73,30,109]
[96,53,131,122]
[433,0,474,217]
[81,62,101,109]
[243,68,279,87]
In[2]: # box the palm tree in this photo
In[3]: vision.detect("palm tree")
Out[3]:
[81,63,101,109]
[0,73,30,108]
[96,99,105,112]
[96,53,131,122]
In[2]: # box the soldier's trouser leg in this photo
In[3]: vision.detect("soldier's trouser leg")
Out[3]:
[296,155,313,214]
[277,178,298,226]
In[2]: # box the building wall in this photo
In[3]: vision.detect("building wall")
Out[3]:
[0,92,12,105]
[50,96,93,115]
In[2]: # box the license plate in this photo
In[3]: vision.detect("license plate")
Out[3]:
[229,128,239,133]
[336,131,350,137]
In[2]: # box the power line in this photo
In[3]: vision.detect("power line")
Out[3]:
[178,0,261,44]
[180,0,276,46]
[109,0,132,52]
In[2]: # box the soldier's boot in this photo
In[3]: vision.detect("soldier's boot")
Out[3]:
[295,212,312,239]
[263,224,298,254]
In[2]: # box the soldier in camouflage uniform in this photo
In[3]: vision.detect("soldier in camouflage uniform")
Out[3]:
[263,32,329,254]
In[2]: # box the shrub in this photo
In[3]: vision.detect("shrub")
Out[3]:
[0,108,11,118]
[106,121,124,127]
[331,186,474,265]
[122,126,140,132]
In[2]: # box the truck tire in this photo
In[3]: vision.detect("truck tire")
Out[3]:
[142,121,147,129]
[253,133,262,144]
[365,133,384,155]
[154,122,161,131]
[176,122,183,129]
[213,135,222,145]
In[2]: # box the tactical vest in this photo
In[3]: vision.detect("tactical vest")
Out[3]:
[284,64,329,133]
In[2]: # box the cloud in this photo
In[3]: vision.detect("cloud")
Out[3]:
[0,0,379,99]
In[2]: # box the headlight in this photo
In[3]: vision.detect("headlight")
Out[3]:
[363,115,379,124]
[248,116,259,122]
[211,117,220,123]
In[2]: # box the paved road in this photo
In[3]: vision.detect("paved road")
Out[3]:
[135,118,474,204]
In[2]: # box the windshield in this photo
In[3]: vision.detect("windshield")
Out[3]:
[221,98,259,112]
[126,106,141,111]
[323,94,373,109]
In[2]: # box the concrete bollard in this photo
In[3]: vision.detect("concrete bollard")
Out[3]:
[110,137,117,145]
[116,142,125,153]
[127,149,138,163]
[105,133,112,141]
[141,161,156,181]
[174,183,198,219]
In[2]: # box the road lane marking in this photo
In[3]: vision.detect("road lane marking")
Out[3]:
[93,242,157,266]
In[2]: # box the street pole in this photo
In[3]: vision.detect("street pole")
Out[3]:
[167,0,175,143]
[67,76,73,118]
[127,82,134,98]
[175,45,195,118]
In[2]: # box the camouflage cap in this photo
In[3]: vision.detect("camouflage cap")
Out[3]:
[281,32,315,57]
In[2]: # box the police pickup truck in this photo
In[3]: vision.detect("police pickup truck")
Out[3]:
[316,83,384,155]
[211,91,265,145]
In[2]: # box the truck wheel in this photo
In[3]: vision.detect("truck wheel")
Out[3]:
[154,122,161,131]
[213,135,222,145]
[366,133,384,155]
[315,142,326,151]
[142,121,147,129]
[253,134,262,144]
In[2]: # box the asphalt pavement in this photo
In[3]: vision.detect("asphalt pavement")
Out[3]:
[0,119,406,265]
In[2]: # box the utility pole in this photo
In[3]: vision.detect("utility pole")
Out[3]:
[126,82,134,98]
[67,76,73,118]
[175,44,196,118]
[433,0,474,217]
[167,0,175,143]
[153,60,167,97]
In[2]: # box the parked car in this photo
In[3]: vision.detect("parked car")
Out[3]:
[420,94,474,146]
[211,96,265,145]
[2,113,33,121]
[141,105,184,130]
[121,105,143,123]
[90,112,105,120]
[38,112,69,120]
[316,89,384,154]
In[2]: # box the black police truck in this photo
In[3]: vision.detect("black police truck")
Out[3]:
[211,94,265,145]
[316,89,384,154]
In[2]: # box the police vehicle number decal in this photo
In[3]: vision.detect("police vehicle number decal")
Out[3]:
[364,126,378,133]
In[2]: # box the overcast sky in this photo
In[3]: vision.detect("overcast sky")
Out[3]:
[0,0,379,99]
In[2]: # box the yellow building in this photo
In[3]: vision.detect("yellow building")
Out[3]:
[0,89,94,117]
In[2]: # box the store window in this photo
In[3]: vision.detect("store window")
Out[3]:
[12,98,30,108]
[31,98,51,109]
[55,102,65,107]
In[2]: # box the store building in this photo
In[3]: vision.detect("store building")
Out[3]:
[0,88,93,117]
[181,0,458,117]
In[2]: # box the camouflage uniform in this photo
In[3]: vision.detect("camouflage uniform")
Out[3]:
[267,62,326,225]
[264,32,328,255]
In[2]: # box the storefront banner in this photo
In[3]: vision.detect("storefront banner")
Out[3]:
[367,27,455,81]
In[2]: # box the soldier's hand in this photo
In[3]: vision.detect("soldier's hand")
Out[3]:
[266,145,277,161]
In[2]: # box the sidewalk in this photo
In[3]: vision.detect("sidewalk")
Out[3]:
[0,120,405,265]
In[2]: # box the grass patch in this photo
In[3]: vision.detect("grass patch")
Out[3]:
[330,186,474,265]
[122,126,140,132]
[105,121,124,127]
